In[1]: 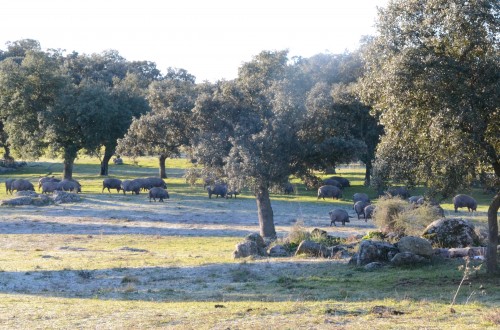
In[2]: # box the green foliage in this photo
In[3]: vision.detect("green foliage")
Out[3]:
[360,0,499,196]
[362,231,387,241]
[0,45,154,177]
[310,232,346,247]
[116,74,197,162]
[359,0,500,272]
[283,220,346,251]
[286,220,311,246]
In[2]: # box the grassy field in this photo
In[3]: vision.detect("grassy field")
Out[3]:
[0,156,499,329]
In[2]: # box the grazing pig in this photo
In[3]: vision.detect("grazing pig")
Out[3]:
[140,177,167,190]
[317,185,343,200]
[281,182,295,195]
[5,178,15,194]
[102,178,122,193]
[41,181,59,194]
[328,209,351,226]
[408,195,424,204]
[226,189,239,198]
[148,187,170,202]
[364,204,376,221]
[453,194,477,212]
[329,176,350,188]
[322,179,343,189]
[57,179,81,193]
[207,184,227,199]
[38,176,60,190]
[353,201,370,220]
[121,180,141,195]
[11,179,35,193]
[386,186,410,199]
[353,193,370,204]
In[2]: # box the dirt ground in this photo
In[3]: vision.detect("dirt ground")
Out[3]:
[0,192,375,237]
[0,192,376,301]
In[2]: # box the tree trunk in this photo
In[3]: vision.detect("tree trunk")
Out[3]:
[486,193,499,274]
[364,159,372,186]
[255,185,276,239]
[63,149,77,180]
[3,145,12,161]
[99,147,114,176]
[159,154,167,179]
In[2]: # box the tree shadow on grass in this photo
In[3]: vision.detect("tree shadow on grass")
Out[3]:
[0,192,377,237]
[0,259,497,306]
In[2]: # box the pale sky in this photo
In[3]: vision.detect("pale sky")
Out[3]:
[0,0,388,82]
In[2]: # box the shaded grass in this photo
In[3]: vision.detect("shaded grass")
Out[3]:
[0,234,498,305]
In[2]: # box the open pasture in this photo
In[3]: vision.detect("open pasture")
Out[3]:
[0,157,498,329]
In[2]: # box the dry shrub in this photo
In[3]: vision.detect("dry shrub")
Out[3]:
[394,204,443,236]
[372,196,408,233]
[484,309,500,325]
[373,196,443,236]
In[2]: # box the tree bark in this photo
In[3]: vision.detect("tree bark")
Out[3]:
[2,145,12,161]
[63,148,77,180]
[159,154,167,179]
[255,185,276,239]
[486,193,499,274]
[99,147,114,176]
[364,159,372,186]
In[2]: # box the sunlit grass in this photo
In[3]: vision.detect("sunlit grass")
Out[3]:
[0,234,239,272]
[2,295,498,329]
[0,158,499,328]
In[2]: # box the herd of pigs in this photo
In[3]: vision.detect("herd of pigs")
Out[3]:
[315,177,478,226]
[4,177,170,202]
[4,175,479,224]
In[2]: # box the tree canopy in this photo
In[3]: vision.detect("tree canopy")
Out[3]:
[359,0,499,273]
[191,50,373,238]
[116,68,197,178]
[0,43,154,178]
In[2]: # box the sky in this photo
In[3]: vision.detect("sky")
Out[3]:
[0,0,388,83]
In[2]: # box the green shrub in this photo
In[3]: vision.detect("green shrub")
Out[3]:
[287,220,311,245]
[310,231,346,246]
[362,231,386,241]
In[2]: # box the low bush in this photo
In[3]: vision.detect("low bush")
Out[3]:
[393,204,443,236]
[372,196,441,236]
[372,196,408,233]
[362,231,386,241]
[287,220,311,245]
[279,220,346,254]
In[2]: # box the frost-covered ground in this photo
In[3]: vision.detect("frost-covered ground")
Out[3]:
[0,192,374,237]
[0,192,375,301]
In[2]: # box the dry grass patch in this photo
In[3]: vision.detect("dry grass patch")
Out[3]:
[0,295,498,329]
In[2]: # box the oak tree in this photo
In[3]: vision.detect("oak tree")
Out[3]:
[360,0,499,273]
